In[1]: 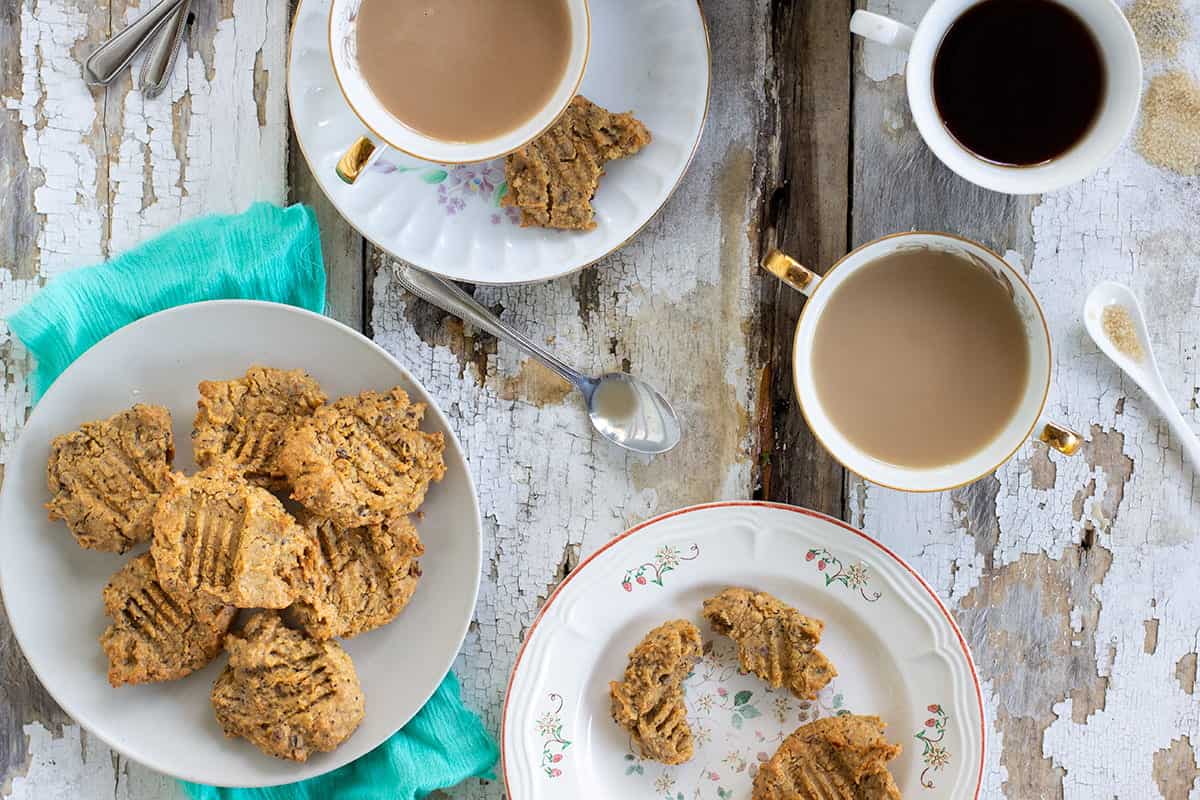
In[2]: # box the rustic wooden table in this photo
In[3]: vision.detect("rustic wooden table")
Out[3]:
[2,1,1198,798]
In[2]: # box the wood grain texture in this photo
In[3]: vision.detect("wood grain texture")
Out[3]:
[288,124,365,331]
[850,2,1200,798]
[754,0,851,516]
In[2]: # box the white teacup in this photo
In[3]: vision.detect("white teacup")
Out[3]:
[328,0,591,182]
[763,233,1081,493]
[851,0,1141,194]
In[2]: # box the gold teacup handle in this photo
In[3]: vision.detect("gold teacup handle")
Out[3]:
[761,250,820,297]
[1039,421,1083,456]
[336,135,383,185]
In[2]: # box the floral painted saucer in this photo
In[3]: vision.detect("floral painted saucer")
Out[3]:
[502,502,985,799]
[288,0,710,285]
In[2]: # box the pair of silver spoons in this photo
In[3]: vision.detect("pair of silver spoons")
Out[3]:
[82,0,193,98]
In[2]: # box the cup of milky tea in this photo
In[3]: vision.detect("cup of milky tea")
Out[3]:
[762,233,1082,492]
[328,0,590,182]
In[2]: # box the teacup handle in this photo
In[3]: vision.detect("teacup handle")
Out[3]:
[850,10,915,51]
[335,133,385,185]
[1039,421,1083,456]
[761,250,820,297]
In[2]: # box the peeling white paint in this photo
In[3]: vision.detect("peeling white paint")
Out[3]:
[0,274,38,464]
[5,0,105,275]
[8,723,185,800]
[852,99,1200,800]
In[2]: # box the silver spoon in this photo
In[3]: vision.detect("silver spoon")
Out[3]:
[1084,281,1200,469]
[83,0,189,87]
[139,0,192,98]
[391,263,681,455]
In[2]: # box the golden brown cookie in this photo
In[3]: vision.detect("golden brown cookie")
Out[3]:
[192,366,326,488]
[277,387,446,528]
[752,715,902,800]
[501,95,652,230]
[211,611,365,761]
[151,465,309,614]
[100,553,235,687]
[291,512,424,640]
[609,619,702,765]
[703,588,836,700]
[46,404,175,553]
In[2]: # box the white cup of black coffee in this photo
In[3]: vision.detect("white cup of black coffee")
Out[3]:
[851,0,1142,194]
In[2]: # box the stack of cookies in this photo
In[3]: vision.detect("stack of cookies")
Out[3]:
[45,366,446,762]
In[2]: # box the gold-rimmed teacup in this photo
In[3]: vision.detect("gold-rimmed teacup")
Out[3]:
[763,232,1081,493]
[328,0,591,183]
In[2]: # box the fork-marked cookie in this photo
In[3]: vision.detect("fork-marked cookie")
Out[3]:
[703,587,837,700]
[46,404,175,553]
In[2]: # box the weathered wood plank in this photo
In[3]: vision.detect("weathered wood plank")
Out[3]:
[755,0,853,516]
[0,0,290,795]
[849,1,1200,798]
[288,125,365,332]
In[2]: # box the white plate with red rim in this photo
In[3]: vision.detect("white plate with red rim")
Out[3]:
[502,501,984,799]
[0,301,482,787]
[288,0,711,285]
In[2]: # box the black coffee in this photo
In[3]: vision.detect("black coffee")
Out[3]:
[932,0,1106,166]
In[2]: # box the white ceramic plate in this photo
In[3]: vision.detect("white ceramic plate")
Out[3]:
[288,0,711,285]
[502,502,984,800]
[0,301,482,788]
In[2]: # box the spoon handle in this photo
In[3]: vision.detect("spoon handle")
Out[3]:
[391,263,590,388]
[139,0,192,98]
[83,0,189,86]
[1161,401,1200,472]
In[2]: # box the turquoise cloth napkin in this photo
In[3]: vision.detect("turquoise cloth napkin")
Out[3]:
[7,203,499,798]
[183,673,498,800]
[8,203,326,400]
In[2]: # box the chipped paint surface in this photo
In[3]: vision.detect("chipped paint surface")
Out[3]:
[8,723,180,800]
[850,2,1200,794]
[0,0,285,796]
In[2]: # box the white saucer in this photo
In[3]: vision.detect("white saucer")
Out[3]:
[0,302,482,787]
[288,0,711,285]
[502,502,985,799]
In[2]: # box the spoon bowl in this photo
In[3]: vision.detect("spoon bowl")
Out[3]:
[1084,281,1200,470]
[584,373,681,455]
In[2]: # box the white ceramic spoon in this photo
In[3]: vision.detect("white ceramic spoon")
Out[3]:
[1084,281,1200,470]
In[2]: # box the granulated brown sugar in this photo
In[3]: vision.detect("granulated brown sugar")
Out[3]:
[1127,0,1190,60]
[1102,305,1145,361]
[1137,72,1200,176]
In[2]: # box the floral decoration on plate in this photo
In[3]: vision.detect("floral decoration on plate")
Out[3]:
[915,703,951,789]
[536,693,571,779]
[621,544,700,592]
[805,547,882,603]
[371,158,520,225]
